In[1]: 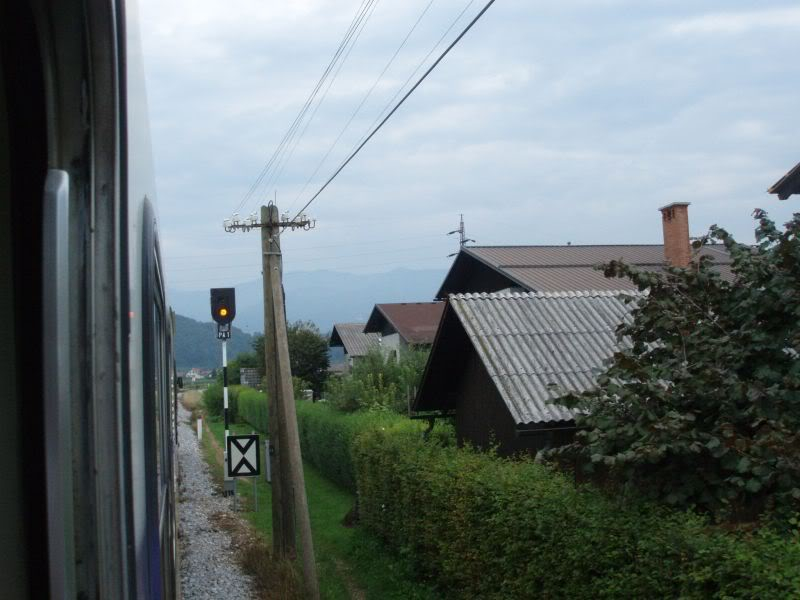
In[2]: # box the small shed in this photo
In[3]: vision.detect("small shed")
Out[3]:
[329,322,380,369]
[413,291,639,456]
[363,302,444,359]
[240,367,260,388]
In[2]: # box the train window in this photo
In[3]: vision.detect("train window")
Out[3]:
[153,283,171,499]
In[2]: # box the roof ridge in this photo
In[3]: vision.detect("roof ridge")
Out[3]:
[375,301,442,307]
[466,243,666,249]
[451,290,643,300]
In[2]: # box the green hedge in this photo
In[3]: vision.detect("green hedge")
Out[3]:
[221,386,453,493]
[238,387,269,431]
[202,383,240,422]
[352,428,800,599]
[294,402,452,491]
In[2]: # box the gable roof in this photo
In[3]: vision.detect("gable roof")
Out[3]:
[329,323,379,357]
[414,291,640,427]
[768,161,800,200]
[363,302,445,345]
[436,244,732,298]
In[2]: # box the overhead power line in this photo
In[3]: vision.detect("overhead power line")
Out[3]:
[261,0,382,209]
[232,0,378,215]
[291,0,498,222]
[286,0,438,214]
[346,0,477,164]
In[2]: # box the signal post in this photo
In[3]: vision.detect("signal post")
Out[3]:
[210,287,236,497]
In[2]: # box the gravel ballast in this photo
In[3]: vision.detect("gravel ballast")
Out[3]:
[177,399,258,599]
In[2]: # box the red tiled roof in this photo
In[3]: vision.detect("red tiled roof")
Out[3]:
[364,302,444,345]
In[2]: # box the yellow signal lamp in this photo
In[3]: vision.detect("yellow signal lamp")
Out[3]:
[210,287,236,325]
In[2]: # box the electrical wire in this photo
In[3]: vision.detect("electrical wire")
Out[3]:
[291,0,497,222]
[257,0,383,210]
[347,0,476,164]
[232,0,377,215]
[236,0,374,214]
[286,0,438,215]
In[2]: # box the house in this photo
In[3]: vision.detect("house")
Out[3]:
[186,367,213,382]
[436,203,732,298]
[414,202,731,456]
[768,161,800,199]
[329,322,380,369]
[363,302,444,360]
[413,290,638,456]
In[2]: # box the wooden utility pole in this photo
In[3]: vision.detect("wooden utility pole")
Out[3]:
[260,205,295,557]
[260,204,319,599]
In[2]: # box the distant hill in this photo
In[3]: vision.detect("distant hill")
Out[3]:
[168,267,447,335]
[174,314,255,370]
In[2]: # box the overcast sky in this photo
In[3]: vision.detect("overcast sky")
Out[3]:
[138,0,800,292]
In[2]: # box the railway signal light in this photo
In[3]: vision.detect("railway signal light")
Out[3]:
[210,287,236,325]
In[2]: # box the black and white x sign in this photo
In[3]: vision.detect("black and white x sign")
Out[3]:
[226,434,261,477]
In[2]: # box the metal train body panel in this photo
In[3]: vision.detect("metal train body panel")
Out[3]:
[0,0,179,597]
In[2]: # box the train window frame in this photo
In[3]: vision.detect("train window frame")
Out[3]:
[140,197,173,598]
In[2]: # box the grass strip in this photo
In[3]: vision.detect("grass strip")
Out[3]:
[205,417,438,600]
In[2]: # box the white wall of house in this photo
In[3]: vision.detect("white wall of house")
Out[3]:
[378,333,406,361]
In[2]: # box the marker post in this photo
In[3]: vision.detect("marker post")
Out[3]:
[222,338,235,499]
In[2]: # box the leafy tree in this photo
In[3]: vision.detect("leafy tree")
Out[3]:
[287,321,329,396]
[251,321,330,397]
[217,350,259,385]
[552,211,800,521]
[326,347,429,413]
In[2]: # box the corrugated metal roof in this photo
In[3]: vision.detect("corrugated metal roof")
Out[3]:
[364,302,445,345]
[329,323,379,357]
[467,245,669,267]
[468,244,731,268]
[449,290,640,426]
[504,266,640,292]
[436,244,731,298]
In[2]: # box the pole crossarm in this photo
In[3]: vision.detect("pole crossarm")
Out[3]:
[223,211,315,233]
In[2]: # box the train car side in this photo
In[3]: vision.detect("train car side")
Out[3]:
[0,1,179,597]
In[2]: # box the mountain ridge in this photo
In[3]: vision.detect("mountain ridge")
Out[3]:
[168,267,447,335]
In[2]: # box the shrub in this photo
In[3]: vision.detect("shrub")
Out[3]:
[229,387,453,491]
[325,348,428,413]
[298,402,454,490]
[353,428,800,599]
[202,383,241,422]
[294,401,453,491]
[238,387,269,431]
[553,211,800,519]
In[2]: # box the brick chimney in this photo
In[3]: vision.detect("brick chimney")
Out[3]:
[659,202,691,267]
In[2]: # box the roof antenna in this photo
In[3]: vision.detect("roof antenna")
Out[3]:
[448,213,475,257]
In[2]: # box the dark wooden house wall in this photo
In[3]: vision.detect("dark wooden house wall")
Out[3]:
[452,349,572,456]
[437,254,522,298]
